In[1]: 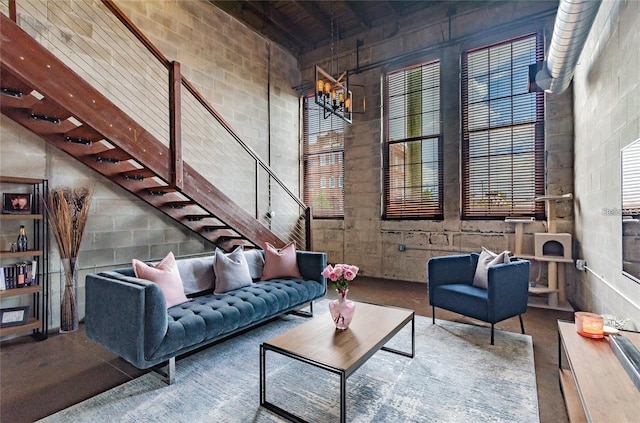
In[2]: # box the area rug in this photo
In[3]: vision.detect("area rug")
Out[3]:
[39,301,538,422]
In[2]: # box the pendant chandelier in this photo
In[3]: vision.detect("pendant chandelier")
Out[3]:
[314,12,352,124]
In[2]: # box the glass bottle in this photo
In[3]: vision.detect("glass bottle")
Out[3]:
[16,225,28,252]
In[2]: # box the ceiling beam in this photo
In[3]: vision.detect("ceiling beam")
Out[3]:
[240,1,312,51]
[384,1,401,20]
[342,1,371,30]
[295,1,332,39]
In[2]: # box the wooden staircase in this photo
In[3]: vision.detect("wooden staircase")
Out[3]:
[0,13,287,251]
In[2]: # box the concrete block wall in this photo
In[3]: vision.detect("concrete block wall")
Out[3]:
[572,0,640,328]
[0,0,301,332]
[300,1,575,290]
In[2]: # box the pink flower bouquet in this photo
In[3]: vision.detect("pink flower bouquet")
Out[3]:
[321,263,359,292]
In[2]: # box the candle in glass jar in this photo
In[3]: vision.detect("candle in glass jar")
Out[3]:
[575,312,604,338]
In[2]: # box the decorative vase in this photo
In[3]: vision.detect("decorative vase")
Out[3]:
[329,289,356,330]
[60,257,79,333]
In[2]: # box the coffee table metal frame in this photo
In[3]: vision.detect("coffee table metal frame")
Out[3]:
[259,302,415,423]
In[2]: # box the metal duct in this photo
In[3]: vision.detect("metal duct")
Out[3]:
[535,0,602,94]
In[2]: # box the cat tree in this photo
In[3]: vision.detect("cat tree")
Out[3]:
[506,193,573,310]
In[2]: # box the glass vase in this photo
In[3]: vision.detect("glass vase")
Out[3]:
[60,257,79,333]
[329,289,356,330]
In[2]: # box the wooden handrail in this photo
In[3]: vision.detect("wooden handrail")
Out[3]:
[101,0,171,70]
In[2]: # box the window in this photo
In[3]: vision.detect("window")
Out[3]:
[383,61,443,219]
[304,96,345,218]
[461,33,545,219]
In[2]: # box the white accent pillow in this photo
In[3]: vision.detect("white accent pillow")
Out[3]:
[472,247,511,289]
[213,246,253,294]
[176,256,215,295]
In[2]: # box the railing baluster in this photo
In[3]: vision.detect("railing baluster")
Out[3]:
[170,61,183,190]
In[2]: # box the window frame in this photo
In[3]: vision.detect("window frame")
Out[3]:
[382,60,444,220]
[303,95,345,219]
[461,32,545,220]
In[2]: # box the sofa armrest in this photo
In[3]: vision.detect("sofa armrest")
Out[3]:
[85,271,168,368]
[296,251,327,289]
[487,259,531,321]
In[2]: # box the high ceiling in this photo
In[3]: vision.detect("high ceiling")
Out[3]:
[210,1,483,54]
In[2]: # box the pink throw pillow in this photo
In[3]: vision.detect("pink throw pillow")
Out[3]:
[133,252,189,308]
[260,241,302,281]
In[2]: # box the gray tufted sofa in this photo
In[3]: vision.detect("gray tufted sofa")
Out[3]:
[85,250,326,383]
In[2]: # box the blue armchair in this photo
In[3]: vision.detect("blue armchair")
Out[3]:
[427,253,530,344]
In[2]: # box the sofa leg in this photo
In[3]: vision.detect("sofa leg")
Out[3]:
[519,314,525,334]
[432,306,435,324]
[491,324,495,345]
[288,301,314,318]
[152,357,175,385]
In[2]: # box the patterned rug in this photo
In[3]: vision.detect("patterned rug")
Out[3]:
[39,301,538,422]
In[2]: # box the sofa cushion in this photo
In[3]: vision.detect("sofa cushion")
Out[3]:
[261,241,302,281]
[176,256,215,295]
[472,247,510,289]
[213,246,253,294]
[132,252,189,308]
[149,278,325,360]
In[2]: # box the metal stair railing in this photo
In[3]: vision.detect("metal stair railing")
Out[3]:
[5,0,310,250]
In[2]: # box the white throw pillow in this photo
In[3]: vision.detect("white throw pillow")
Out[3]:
[176,256,215,295]
[472,247,511,289]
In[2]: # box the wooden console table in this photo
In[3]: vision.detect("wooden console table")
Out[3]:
[558,320,640,422]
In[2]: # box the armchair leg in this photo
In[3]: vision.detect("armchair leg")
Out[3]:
[490,323,495,345]
[432,306,435,324]
[519,314,525,334]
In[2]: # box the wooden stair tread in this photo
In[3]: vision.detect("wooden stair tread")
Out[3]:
[0,69,32,96]
[184,214,214,221]
[29,99,72,122]
[94,148,132,163]
[202,225,231,231]
[64,125,104,144]
[165,201,195,209]
[121,168,155,180]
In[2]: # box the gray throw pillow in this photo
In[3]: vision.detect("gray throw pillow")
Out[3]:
[213,246,253,294]
[472,247,511,289]
[243,249,265,280]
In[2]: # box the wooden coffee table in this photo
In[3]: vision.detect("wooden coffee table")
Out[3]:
[260,301,415,423]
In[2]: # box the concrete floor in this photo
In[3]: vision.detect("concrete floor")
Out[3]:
[0,277,573,422]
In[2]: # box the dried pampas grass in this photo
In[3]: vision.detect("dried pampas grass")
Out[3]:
[46,187,92,332]
[47,187,92,259]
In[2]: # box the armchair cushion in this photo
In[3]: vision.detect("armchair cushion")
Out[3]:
[472,247,511,289]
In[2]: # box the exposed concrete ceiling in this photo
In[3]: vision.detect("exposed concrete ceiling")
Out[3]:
[209,0,488,54]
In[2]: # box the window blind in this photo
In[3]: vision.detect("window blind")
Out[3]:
[303,96,345,218]
[622,140,640,216]
[461,33,545,219]
[383,61,443,219]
